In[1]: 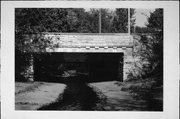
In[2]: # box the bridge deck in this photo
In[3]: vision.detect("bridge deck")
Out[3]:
[42,33,133,49]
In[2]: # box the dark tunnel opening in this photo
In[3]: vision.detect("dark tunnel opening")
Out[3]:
[34,53,124,83]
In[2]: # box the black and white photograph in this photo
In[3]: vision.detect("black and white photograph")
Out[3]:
[1,1,179,119]
[15,8,163,111]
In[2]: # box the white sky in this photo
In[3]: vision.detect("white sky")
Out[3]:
[135,9,155,27]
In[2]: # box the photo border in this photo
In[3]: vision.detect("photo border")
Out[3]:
[1,1,179,119]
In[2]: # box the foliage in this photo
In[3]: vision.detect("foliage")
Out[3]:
[130,8,136,33]
[110,8,128,33]
[147,9,163,32]
[15,8,132,35]
[128,9,163,85]
[134,26,155,33]
[145,9,163,82]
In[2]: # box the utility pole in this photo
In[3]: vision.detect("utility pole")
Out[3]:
[128,8,131,35]
[99,9,101,33]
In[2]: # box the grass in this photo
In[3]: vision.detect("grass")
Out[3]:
[15,82,44,95]
[119,79,163,111]
[120,79,162,100]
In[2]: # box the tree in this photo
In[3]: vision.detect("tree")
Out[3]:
[131,9,163,85]
[99,8,135,33]
[130,8,136,33]
[147,9,163,84]
[147,9,163,32]
[111,8,128,33]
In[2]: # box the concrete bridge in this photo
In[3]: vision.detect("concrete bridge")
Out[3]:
[24,33,135,82]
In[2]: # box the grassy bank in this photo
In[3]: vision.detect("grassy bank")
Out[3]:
[116,78,163,111]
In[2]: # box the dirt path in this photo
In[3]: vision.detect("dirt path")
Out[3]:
[15,81,162,111]
[89,81,148,111]
[38,82,104,110]
[38,81,149,111]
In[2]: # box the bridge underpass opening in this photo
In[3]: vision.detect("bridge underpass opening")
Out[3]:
[34,53,124,83]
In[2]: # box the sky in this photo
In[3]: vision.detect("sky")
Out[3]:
[134,9,155,27]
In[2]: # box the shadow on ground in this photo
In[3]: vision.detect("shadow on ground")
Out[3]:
[38,80,104,110]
